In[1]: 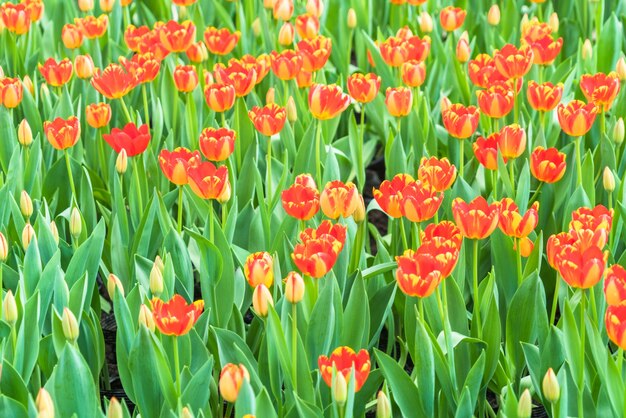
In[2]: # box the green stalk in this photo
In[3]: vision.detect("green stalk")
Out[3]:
[438,283,457,391]
[600,110,606,139]
[398,218,408,252]
[64,150,77,208]
[209,200,215,242]
[173,336,182,412]
[119,96,133,124]
[177,186,184,233]
[513,77,519,125]
[357,106,366,192]
[617,348,623,378]
[315,119,323,188]
[516,238,523,286]
[509,161,515,195]
[266,136,273,201]
[578,289,586,418]
[291,303,298,392]
[142,84,150,129]
[550,275,560,325]
[459,139,465,178]
[576,137,583,187]
[132,157,144,211]
[529,182,543,204]
[473,239,481,337]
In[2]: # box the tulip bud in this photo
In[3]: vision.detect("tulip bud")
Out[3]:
[542,368,560,403]
[75,55,95,79]
[0,65,3,78]
[487,5,500,25]
[332,372,347,406]
[456,36,470,63]
[549,12,559,33]
[116,149,128,174]
[50,221,59,245]
[36,388,55,418]
[218,182,231,203]
[22,76,34,95]
[418,11,433,33]
[582,39,592,60]
[617,57,626,81]
[40,84,50,101]
[3,290,17,325]
[219,363,250,403]
[0,232,8,262]
[138,304,155,332]
[266,87,276,105]
[107,274,125,299]
[284,271,305,303]
[70,207,82,239]
[78,0,94,13]
[100,0,115,13]
[180,407,194,418]
[306,0,323,17]
[18,119,33,147]
[520,14,529,31]
[347,8,357,29]
[149,259,164,296]
[252,284,274,317]
[286,96,297,122]
[62,307,79,342]
[440,96,452,112]
[20,190,33,219]
[278,22,294,46]
[517,389,532,418]
[252,18,262,37]
[108,397,123,418]
[614,118,625,144]
[603,167,615,192]
[376,391,391,418]
[353,195,366,222]
[22,223,35,250]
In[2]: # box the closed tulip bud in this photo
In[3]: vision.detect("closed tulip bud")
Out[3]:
[266,87,276,105]
[278,22,294,46]
[20,190,33,219]
[40,83,50,100]
[36,388,55,418]
[306,0,323,17]
[107,274,124,299]
[70,207,82,238]
[115,149,128,174]
[487,5,500,25]
[376,391,391,418]
[284,271,305,303]
[149,260,164,296]
[154,254,164,272]
[108,397,123,418]
[252,284,274,317]
[78,0,94,12]
[456,36,470,63]
[0,232,7,262]
[49,221,59,244]
[582,39,592,60]
[616,57,626,81]
[138,304,155,331]
[22,223,35,250]
[252,18,262,37]
[419,11,433,33]
[614,118,625,144]
[21,76,34,96]
[219,364,250,403]
[18,119,32,147]
[75,55,95,79]
[100,0,115,13]
[3,290,17,325]
[517,389,532,418]
[603,167,615,192]
[353,195,366,222]
[332,372,347,406]
[542,368,560,403]
[520,14,529,31]
[347,8,357,29]
[62,307,79,343]
[287,96,297,122]
[180,407,194,418]
[549,12,559,33]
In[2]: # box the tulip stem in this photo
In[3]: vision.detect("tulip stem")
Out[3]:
[492,170,498,200]
[97,129,108,183]
[529,182,543,204]
[64,150,77,208]
[576,137,583,187]
[472,239,481,338]
[291,303,298,392]
[119,97,133,124]
[509,161,515,194]
[516,238,523,286]
[177,186,183,233]
[132,157,144,211]
[209,201,215,242]
[513,77,519,125]
[173,336,182,401]
[617,348,624,378]
[550,275,560,325]
[437,283,457,391]
[142,84,150,130]
[266,136,273,201]
[398,218,408,252]
[578,289,586,418]
[459,139,464,178]
[357,106,366,192]
[315,119,323,188]
[600,110,606,139]
[589,286,598,325]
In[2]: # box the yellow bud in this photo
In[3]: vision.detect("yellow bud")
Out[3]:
[582,39,592,60]
[252,284,273,317]
[36,388,55,418]
[286,96,297,123]
[138,304,155,332]
[332,372,347,406]
[149,259,164,296]
[18,119,33,147]
[517,389,532,418]
[306,0,323,17]
[614,118,625,144]
[99,0,115,13]
[40,83,50,101]
[252,18,262,37]
[266,87,276,105]
[617,57,626,81]
[218,181,231,203]
[376,391,391,418]
[278,22,294,46]
[603,167,615,192]
[549,12,559,33]
[284,271,305,303]
[3,290,18,325]
[542,368,560,404]
[347,8,357,29]
[456,37,470,63]
[20,190,33,219]
[154,254,164,272]
[22,76,34,96]
[180,406,194,418]
[70,207,82,239]
[0,232,8,262]
[22,223,35,250]
[487,5,500,26]
[418,11,433,33]
[116,149,128,174]
[353,195,366,222]
[107,274,125,299]
[62,307,79,343]
[520,14,529,31]
[78,0,94,12]
[49,221,59,245]
[108,397,123,418]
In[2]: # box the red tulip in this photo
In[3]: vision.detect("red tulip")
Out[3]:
[103,123,150,157]
[151,294,204,336]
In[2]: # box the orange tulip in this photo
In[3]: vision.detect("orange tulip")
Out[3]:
[395,249,442,297]
[124,25,151,52]
[23,0,44,21]
[138,26,170,61]
[158,147,201,185]
[385,87,412,117]
[0,78,23,108]
[75,15,108,39]
[244,252,274,287]
[496,198,539,238]
[452,196,500,239]
[320,180,360,219]
[606,304,626,350]
[405,35,431,62]
[214,60,258,97]
[604,265,626,307]
[476,82,514,119]
[38,58,73,87]
[186,41,208,63]
[557,100,597,137]
[530,146,566,183]
[91,64,138,99]
[299,220,347,249]
[278,22,295,46]
[373,174,414,218]
[421,220,463,249]
[292,235,341,278]
[554,240,607,289]
[547,232,576,269]
[400,180,443,223]
[473,133,504,171]
[379,36,410,67]
[85,102,112,128]
[159,20,196,53]
[308,83,351,120]
[439,6,466,31]
[281,174,320,220]
[395,26,413,40]
[442,103,480,139]
[570,205,613,234]
[498,124,526,159]
[43,116,81,150]
[273,0,294,20]
[494,44,533,80]
[296,14,319,40]
[297,36,332,72]
[418,157,456,192]
[172,0,197,5]
[186,160,230,201]
[103,122,151,157]
[347,73,380,103]
[526,81,563,112]
[318,347,371,392]
[579,72,621,112]
[0,3,30,35]
[306,0,323,16]
[204,27,240,56]
[296,70,314,88]
[248,103,287,137]
[456,36,470,63]
[199,127,236,162]
[525,35,563,65]
[418,239,460,277]
[219,364,250,403]
[270,50,303,80]
[173,65,198,92]
[204,83,236,113]
[62,24,84,49]
[242,53,271,84]
[468,54,498,88]
[401,60,426,88]
[151,294,204,336]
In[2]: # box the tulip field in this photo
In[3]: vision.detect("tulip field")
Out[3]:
[2,0,626,416]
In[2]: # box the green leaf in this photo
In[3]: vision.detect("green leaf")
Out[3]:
[375,349,425,416]
[341,273,370,349]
